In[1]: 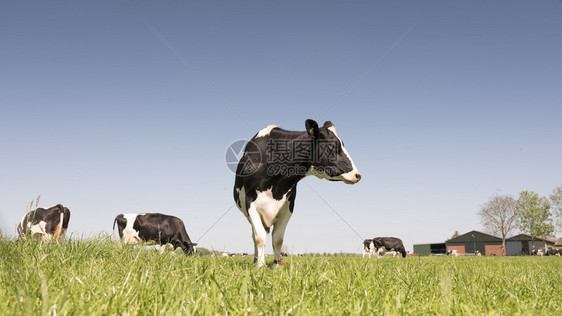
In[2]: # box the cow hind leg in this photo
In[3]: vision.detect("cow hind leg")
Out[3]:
[247,203,268,267]
[272,203,292,265]
[251,228,258,263]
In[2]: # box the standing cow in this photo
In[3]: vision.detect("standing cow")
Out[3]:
[113,213,197,254]
[234,119,361,267]
[372,237,407,258]
[17,204,70,242]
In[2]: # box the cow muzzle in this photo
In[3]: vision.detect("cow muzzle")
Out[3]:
[342,171,361,184]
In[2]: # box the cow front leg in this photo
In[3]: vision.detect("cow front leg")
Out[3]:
[247,203,267,267]
[171,238,186,253]
[272,204,292,265]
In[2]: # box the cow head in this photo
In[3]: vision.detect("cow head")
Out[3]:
[185,242,198,255]
[305,119,361,184]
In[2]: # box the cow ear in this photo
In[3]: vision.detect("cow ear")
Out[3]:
[191,243,198,246]
[322,121,334,128]
[305,119,319,138]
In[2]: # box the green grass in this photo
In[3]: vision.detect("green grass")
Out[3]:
[1,237,561,315]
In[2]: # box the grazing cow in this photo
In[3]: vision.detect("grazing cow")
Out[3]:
[113,213,197,254]
[17,204,70,242]
[371,237,407,258]
[475,250,482,256]
[234,120,361,267]
[363,239,374,258]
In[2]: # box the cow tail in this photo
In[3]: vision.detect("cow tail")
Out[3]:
[113,217,118,241]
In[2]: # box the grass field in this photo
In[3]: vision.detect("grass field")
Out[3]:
[1,237,561,315]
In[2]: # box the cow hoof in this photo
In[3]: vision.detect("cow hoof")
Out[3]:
[274,263,285,269]
[273,259,284,269]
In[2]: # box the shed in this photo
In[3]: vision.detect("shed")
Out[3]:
[413,243,446,256]
[446,230,503,256]
[505,234,556,255]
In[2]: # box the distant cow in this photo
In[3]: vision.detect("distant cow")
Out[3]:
[234,120,361,267]
[531,249,545,256]
[546,248,561,256]
[17,204,70,242]
[372,237,407,258]
[363,239,374,258]
[113,213,197,254]
[447,249,458,256]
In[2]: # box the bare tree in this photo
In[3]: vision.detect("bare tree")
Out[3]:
[478,194,517,255]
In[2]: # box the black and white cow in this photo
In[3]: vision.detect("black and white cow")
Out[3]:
[234,120,361,267]
[113,213,197,254]
[372,237,407,258]
[447,249,459,256]
[17,204,70,242]
[531,249,545,256]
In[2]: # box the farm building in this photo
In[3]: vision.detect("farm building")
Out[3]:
[446,230,503,256]
[413,243,446,256]
[505,234,557,255]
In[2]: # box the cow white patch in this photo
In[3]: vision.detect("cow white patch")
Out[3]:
[29,221,49,241]
[159,243,175,254]
[253,188,289,229]
[122,214,141,244]
[255,125,277,138]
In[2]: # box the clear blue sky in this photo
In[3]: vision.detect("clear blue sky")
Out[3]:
[1,1,561,254]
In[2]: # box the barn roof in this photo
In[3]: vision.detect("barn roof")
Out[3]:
[446,230,502,243]
[506,234,557,244]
